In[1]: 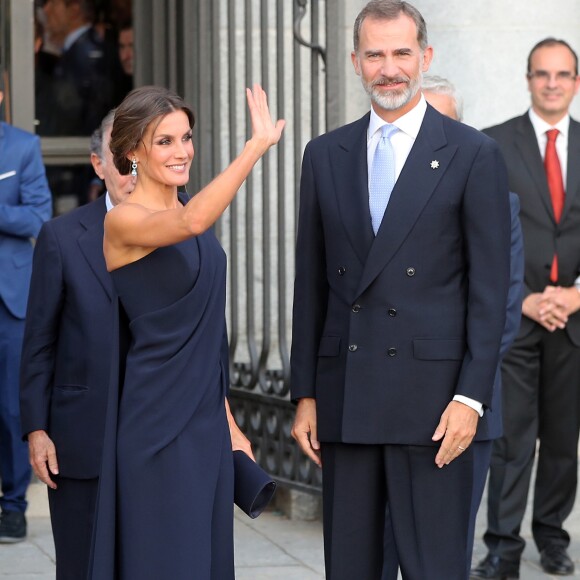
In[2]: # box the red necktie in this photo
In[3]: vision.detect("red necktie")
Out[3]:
[544,128,565,282]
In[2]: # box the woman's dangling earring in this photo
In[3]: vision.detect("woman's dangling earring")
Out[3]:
[131,157,138,177]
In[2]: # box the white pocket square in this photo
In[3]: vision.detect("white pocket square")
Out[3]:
[0,171,17,181]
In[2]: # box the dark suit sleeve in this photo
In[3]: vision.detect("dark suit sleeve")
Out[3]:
[20,221,65,437]
[290,143,329,401]
[0,134,52,238]
[500,193,524,356]
[455,137,511,407]
[483,120,535,303]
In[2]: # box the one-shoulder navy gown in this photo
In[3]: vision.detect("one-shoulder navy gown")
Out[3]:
[89,231,235,579]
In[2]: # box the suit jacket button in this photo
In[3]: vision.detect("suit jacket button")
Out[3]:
[348,344,358,352]
[388,308,397,317]
[352,304,361,313]
[387,347,397,357]
[338,266,346,276]
[406,267,416,277]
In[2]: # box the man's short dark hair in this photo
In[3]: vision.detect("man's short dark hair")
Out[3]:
[118,19,132,34]
[353,0,428,53]
[527,37,578,76]
[61,0,95,21]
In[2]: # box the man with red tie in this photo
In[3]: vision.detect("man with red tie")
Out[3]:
[472,38,580,579]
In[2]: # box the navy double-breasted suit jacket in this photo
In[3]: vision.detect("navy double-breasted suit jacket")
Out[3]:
[291,105,511,445]
[20,196,113,478]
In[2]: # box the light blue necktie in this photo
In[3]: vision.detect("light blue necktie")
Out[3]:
[369,124,398,234]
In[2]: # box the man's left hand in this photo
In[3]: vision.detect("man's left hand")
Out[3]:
[432,401,479,468]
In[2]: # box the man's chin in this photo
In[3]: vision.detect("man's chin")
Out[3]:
[371,92,410,111]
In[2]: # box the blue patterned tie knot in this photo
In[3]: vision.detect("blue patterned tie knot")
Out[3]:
[381,123,399,141]
[369,123,399,234]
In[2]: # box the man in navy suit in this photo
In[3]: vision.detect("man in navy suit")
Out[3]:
[20,111,134,579]
[290,2,511,578]
[0,88,52,542]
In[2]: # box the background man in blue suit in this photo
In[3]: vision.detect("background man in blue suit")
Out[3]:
[0,88,52,542]
[290,2,511,578]
[20,110,134,579]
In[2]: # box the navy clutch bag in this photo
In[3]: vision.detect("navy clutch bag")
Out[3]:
[233,450,277,519]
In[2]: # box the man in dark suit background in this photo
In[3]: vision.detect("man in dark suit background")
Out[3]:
[20,110,134,579]
[290,2,511,578]
[471,38,580,580]
[41,0,113,136]
[41,0,114,208]
[0,87,52,543]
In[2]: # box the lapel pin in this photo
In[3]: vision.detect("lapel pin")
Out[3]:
[430,160,440,170]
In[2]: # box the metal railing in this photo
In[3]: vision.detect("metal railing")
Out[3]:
[220,0,327,492]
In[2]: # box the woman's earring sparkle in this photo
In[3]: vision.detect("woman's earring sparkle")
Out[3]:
[131,158,138,177]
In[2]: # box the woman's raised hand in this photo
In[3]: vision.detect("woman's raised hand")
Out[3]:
[246,84,285,154]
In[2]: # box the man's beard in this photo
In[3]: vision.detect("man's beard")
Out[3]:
[363,70,422,111]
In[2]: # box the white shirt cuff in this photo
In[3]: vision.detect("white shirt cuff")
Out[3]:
[453,395,484,417]
[574,275,580,291]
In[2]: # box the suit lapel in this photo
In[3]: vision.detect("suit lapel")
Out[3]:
[78,196,113,300]
[330,114,375,265]
[513,114,555,221]
[563,118,580,221]
[356,106,456,297]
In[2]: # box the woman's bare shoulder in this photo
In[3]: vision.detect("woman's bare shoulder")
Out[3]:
[105,201,154,226]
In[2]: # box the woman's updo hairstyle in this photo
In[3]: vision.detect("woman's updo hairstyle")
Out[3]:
[110,85,195,175]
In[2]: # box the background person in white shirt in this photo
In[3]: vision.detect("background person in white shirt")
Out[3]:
[472,38,580,580]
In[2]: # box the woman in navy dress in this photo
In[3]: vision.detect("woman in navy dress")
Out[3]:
[89,85,284,579]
